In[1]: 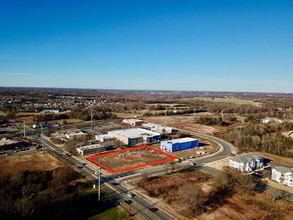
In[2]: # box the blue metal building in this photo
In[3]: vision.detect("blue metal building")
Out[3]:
[160,137,199,153]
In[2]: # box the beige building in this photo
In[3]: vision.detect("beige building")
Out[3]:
[109,128,161,146]
[122,119,143,127]
[271,166,293,188]
[76,144,105,156]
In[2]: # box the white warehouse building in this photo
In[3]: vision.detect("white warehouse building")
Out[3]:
[109,128,161,146]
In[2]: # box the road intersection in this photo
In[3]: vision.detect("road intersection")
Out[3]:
[37,129,235,220]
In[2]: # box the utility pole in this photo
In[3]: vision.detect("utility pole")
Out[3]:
[23,122,26,137]
[41,126,44,152]
[98,156,101,201]
[91,106,93,130]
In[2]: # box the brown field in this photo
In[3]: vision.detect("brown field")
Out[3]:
[144,115,222,135]
[135,170,293,220]
[199,192,293,220]
[0,150,64,177]
[181,97,262,107]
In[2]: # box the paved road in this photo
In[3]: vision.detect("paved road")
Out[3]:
[35,129,234,220]
[37,137,173,220]
[37,129,293,219]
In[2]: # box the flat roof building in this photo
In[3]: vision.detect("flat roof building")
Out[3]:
[76,144,105,156]
[122,119,143,127]
[142,123,175,134]
[0,138,31,152]
[109,128,161,146]
[95,134,116,142]
[161,137,199,153]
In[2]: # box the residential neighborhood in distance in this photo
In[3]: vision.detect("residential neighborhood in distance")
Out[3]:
[0,87,293,219]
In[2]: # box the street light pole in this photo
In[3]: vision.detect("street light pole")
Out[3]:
[98,171,101,201]
[23,122,26,137]
[41,126,44,151]
[91,105,93,130]
[98,156,101,201]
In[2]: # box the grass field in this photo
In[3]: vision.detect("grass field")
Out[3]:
[182,97,261,106]
[0,150,64,178]
[87,206,131,220]
[147,103,186,107]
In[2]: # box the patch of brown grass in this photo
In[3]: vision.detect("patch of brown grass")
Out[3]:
[0,151,64,178]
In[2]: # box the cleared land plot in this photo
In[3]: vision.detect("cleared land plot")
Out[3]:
[0,151,64,177]
[87,145,176,174]
[135,170,293,220]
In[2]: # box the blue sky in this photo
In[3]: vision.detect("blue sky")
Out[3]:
[1,0,293,93]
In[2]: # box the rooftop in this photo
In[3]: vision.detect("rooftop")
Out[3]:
[231,152,264,163]
[273,165,293,175]
[123,119,143,123]
[163,137,198,144]
[77,144,103,151]
[0,139,20,146]
[110,128,160,138]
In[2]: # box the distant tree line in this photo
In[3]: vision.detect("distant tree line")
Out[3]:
[33,113,69,122]
[219,122,293,158]
[68,109,116,121]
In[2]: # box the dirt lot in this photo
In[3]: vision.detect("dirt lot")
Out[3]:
[199,192,293,220]
[143,115,224,135]
[88,146,175,173]
[0,150,64,177]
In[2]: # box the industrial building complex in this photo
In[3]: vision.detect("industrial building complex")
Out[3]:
[108,128,161,146]
[160,137,199,153]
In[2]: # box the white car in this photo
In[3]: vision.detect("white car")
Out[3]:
[127,192,133,198]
